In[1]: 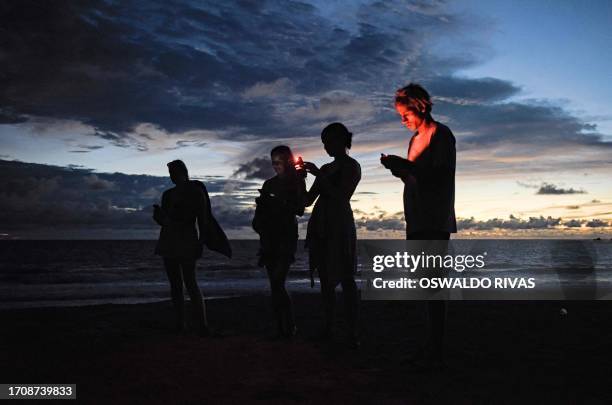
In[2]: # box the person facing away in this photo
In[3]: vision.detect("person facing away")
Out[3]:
[252,145,306,339]
[380,83,456,367]
[153,159,214,336]
[303,122,361,348]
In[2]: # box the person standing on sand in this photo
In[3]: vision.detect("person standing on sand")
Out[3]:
[380,83,456,366]
[252,145,306,339]
[153,159,231,336]
[303,123,362,348]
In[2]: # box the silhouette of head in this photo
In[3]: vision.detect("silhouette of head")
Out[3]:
[395,83,433,131]
[167,159,189,184]
[321,122,352,157]
[270,145,295,177]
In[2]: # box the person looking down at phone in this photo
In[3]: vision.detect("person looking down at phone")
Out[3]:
[380,83,457,368]
[380,83,456,239]
[252,145,306,339]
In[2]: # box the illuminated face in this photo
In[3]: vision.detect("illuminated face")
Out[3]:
[271,155,287,176]
[395,103,424,132]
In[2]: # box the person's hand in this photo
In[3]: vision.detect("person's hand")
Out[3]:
[380,154,404,170]
[303,161,320,176]
[380,153,390,168]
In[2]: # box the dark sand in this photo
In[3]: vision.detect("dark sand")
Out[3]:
[1,295,611,404]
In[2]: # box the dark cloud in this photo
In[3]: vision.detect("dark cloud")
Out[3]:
[0,0,495,144]
[1,0,609,167]
[0,159,257,230]
[232,157,275,180]
[164,140,208,150]
[458,215,562,230]
[355,211,405,231]
[69,145,103,153]
[427,76,521,104]
[564,219,584,228]
[586,219,609,228]
[536,183,586,195]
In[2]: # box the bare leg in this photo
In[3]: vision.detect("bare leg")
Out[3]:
[181,259,208,333]
[341,276,359,344]
[319,265,336,339]
[163,258,185,332]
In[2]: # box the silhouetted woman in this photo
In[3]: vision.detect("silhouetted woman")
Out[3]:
[153,160,212,336]
[303,123,361,347]
[252,146,306,338]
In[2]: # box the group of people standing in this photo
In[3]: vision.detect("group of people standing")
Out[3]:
[153,83,456,361]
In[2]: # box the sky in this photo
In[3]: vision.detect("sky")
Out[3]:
[0,0,611,239]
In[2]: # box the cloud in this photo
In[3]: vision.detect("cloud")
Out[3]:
[242,78,295,99]
[536,183,586,195]
[428,76,521,104]
[1,0,610,189]
[355,210,405,231]
[69,145,104,153]
[457,215,562,230]
[586,219,609,228]
[459,215,561,230]
[83,174,115,191]
[0,159,258,231]
[232,156,275,180]
[564,219,584,227]
[164,140,208,150]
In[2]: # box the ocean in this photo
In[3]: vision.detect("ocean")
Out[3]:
[1,240,611,308]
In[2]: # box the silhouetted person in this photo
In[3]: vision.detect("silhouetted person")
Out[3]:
[381,83,456,366]
[252,146,306,339]
[304,123,361,347]
[154,159,230,336]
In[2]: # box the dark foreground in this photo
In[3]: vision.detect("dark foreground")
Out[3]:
[1,295,611,404]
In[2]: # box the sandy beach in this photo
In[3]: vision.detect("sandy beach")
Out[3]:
[1,294,611,403]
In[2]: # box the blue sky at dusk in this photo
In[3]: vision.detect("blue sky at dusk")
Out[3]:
[0,0,610,238]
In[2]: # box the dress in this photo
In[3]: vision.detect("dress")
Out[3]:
[154,180,207,260]
[252,174,305,267]
[305,155,361,285]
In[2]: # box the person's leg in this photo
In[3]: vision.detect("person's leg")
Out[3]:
[276,259,296,336]
[406,231,450,363]
[319,265,336,338]
[181,259,208,333]
[163,258,185,332]
[340,276,360,345]
[266,263,284,336]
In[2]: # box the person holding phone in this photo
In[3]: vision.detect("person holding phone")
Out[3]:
[303,123,361,347]
[252,145,306,339]
[380,83,456,367]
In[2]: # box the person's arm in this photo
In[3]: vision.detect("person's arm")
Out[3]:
[289,177,307,216]
[153,191,169,226]
[304,177,320,207]
[381,155,415,179]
